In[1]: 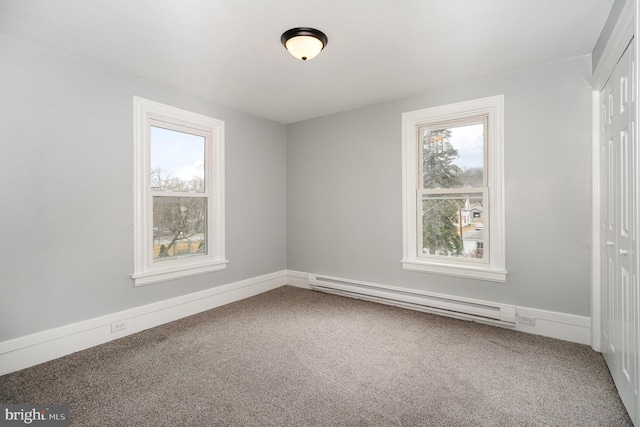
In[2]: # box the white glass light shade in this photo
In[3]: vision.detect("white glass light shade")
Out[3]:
[281,28,328,61]
[285,35,324,61]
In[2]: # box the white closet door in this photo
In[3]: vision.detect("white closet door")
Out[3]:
[600,39,638,424]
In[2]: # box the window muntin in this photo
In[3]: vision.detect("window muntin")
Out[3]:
[150,124,208,262]
[133,97,226,286]
[418,118,488,262]
[401,95,505,282]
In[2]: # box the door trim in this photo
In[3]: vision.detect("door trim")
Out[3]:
[591,0,635,352]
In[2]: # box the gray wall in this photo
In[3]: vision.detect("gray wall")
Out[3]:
[0,35,287,341]
[287,55,593,316]
[0,31,594,343]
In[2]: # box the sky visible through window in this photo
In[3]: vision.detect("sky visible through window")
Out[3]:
[149,122,481,182]
[448,123,483,169]
[150,126,205,184]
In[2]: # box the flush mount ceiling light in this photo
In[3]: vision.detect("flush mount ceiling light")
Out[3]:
[281,27,328,61]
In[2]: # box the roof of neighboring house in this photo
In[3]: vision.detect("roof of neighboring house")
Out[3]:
[462,230,484,241]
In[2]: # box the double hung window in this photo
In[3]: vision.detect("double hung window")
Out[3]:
[402,96,505,282]
[133,97,226,286]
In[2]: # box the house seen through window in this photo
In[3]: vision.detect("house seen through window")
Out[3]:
[420,119,486,261]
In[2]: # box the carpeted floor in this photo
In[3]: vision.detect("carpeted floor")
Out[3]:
[0,286,633,426]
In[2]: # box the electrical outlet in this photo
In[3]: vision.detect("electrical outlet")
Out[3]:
[111,321,127,333]
[517,315,536,326]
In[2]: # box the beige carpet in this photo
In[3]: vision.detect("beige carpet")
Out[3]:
[0,286,632,426]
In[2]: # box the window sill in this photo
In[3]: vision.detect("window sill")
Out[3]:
[132,260,229,286]
[401,259,507,283]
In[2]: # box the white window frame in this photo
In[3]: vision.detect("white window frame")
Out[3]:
[132,97,226,286]
[401,95,506,282]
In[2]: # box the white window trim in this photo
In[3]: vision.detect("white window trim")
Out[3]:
[132,97,227,286]
[401,95,506,282]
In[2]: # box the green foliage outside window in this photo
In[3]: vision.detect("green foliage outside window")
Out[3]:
[422,129,463,256]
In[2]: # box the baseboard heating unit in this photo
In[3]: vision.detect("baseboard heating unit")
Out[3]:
[308,274,516,326]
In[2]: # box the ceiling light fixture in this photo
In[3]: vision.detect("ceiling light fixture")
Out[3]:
[281,27,328,61]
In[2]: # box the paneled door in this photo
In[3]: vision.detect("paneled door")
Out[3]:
[600,39,639,424]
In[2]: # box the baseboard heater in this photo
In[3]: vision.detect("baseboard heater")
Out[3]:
[308,274,516,326]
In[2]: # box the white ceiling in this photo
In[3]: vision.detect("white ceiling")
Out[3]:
[0,0,614,124]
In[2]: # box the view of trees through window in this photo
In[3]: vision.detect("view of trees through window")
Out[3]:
[420,121,486,260]
[150,126,207,261]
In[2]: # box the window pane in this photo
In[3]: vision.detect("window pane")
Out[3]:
[422,192,484,259]
[153,196,207,260]
[422,123,484,189]
[150,126,205,192]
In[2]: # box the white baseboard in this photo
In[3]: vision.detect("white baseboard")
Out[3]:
[1,269,592,376]
[285,269,311,289]
[514,306,591,346]
[0,271,286,376]
[285,271,591,346]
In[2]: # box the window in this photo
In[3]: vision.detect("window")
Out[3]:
[133,97,226,286]
[401,96,506,282]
